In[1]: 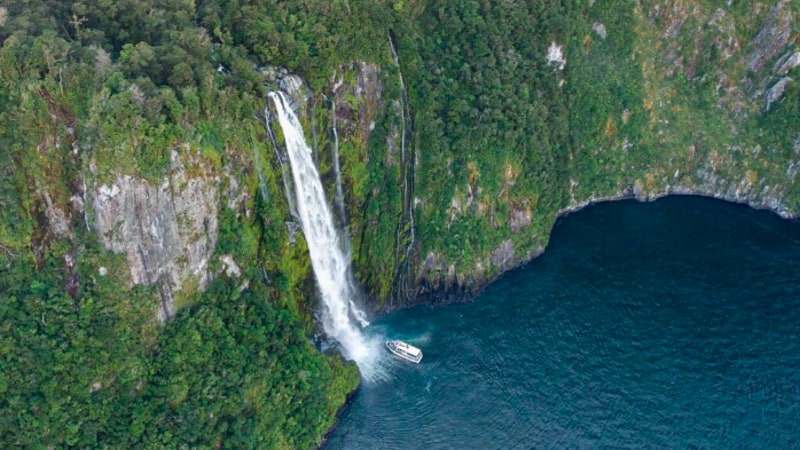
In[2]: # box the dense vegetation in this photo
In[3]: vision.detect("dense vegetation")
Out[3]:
[0,1,371,447]
[351,0,800,301]
[406,0,798,268]
[1,257,357,447]
[1,0,798,447]
[321,0,799,307]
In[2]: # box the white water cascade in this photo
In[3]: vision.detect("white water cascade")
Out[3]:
[268,91,379,373]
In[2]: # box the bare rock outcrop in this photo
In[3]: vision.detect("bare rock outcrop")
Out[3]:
[332,61,383,144]
[747,0,792,72]
[765,76,793,110]
[774,51,800,75]
[93,150,218,321]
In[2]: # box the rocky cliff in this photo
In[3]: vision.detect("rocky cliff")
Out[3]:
[1,0,798,446]
[5,0,795,317]
[357,0,800,309]
[93,150,219,321]
[219,1,800,312]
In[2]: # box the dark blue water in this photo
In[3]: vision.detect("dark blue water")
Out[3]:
[326,196,800,449]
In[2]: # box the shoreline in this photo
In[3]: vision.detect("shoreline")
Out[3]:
[320,190,798,446]
[318,377,361,450]
[370,189,798,316]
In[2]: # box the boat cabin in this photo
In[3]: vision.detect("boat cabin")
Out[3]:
[385,340,423,363]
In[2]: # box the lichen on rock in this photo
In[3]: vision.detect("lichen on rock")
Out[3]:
[747,0,793,72]
[93,150,218,321]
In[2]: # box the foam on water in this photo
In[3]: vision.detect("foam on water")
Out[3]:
[326,197,800,449]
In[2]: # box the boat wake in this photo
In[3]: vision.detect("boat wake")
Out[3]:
[409,331,432,345]
[356,326,433,384]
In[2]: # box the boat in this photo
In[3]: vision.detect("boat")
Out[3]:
[385,340,423,363]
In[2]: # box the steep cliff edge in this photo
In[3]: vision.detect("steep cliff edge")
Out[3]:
[93,150,219,321]
[372,0,800,308]
[1,0,798,447]
[287,0,799,311]
[0,2,363,444]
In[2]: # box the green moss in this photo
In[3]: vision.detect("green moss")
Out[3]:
[1,0,798,446]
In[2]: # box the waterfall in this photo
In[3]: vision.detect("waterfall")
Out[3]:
[251,143,270,203]
[268,91,374,368]
[388,30,417,302]
[329,97,348,225]
[264,108,299,219]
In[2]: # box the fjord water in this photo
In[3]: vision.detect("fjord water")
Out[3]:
[326,196,800,449]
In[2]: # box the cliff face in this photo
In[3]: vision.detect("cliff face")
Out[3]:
[614,0,798,214]
[1,0,798,446]
[365,0,800,308]
[4,0,794,317]
[245,1,800,313]
[93,150,219,321]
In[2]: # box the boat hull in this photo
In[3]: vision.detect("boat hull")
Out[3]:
[385,340,423,363]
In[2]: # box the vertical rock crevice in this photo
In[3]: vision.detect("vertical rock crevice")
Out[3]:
[387,29,418,306]
[93,150,218,321]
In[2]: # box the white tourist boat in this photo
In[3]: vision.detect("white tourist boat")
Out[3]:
[385,340,423,363]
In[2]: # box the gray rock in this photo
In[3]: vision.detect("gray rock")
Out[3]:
[490,240,514,269]
[260,65,278,82]
[508,202,531,231]
[285,221,301,245]
[93,151,218,321]
[747,1,792,72]
[592,22,607,40]
[276,74,311,117]
[41,190,72,238]
[765,76,793,110]
[774,51,800,75]
[279,74,305,99]
[219,254,241,278]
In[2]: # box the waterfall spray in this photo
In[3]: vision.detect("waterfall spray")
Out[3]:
[268,91,380,375]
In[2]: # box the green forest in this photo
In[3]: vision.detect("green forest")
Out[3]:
[0,1,375,447]
[1,0,798,447]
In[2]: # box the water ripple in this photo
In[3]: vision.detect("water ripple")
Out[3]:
[327,197,800,449]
